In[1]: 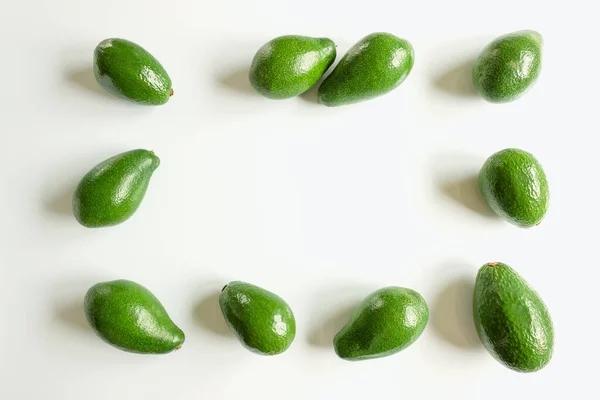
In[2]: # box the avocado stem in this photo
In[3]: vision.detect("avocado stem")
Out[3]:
[221,285,228,292]
[170,88,174,97]
[175,345,182,350]
[488,262,500,267]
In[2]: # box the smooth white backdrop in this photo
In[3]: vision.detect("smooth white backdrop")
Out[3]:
[1,0,597,398]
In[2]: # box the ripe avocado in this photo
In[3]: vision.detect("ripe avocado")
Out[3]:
[93,38,173,105]
[479,148,549,228]
[472,30,543,103]
[334,287,429,361]
[473,262,554,372]
[249,35,336,99]
[72,149,160,228]
[219,281,296,355]
[84,280,185,354]
[318,32,414,106]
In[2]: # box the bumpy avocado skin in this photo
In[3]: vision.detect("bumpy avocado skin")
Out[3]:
[84,279,185,354]
[318,32,414,106]
[220,281,296,355]
[334,287,429,361]
[473,263,554,372]
[72,149,160,228]
[472,30,543,103]
[94,38,172,105]
[249,35,336,99]
[479,148,549,228]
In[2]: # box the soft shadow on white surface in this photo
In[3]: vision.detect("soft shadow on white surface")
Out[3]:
[45,183,76,217]
[307,303,356,348]
[65,66,115,100]
[55,298,90,333]
[439,173,497,218]
[193,291,231,337]
[430,276,481,350]
[432,59,478,98]
[219,67,255,96]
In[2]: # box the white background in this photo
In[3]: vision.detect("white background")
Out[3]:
[1,0,598,398]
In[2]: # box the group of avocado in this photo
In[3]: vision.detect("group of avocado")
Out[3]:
[93,30,542,105]
[79,30,552,373]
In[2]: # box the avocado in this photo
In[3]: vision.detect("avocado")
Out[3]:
[84,279,185,354]
[473,262,554,372]
[318,33,414,106]
[72,149,159,228]
[94,38,173,105]
[334,287,429,361]
[249,35,336,99]
[219,281,296,355]
[479,148,549,228]
[472,30,543,103]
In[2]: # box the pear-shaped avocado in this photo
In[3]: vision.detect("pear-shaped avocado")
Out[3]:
[94,38,173,105]
[334,287,429,361]
[473,262,554,372]
[249,35,336,99]
[219,281,296,355]
[84,279,185,354]
[72,149,160,228]
[318,32,414,106]
[472,30,543,103]
[479,148,549,228]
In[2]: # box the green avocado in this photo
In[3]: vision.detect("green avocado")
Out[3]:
[472,30,543,103]
[318,32,414,106]
[249,35,336,99]
[84,280,185,354]
[479,148,549,228]
[73,149,160,228]
[94,38,173,105]
[219,281,296,355]
[334,287,429,361]
[473,262,554,372]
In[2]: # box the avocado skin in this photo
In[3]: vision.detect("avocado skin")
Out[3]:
[72,149,160,228]
[84,280,185,354]
[334,287,429,361]
[479,148,549,228]
[94,38,172,105]
[249,35,336,99]
[472,30,542,103]
[318,32,414,106]
[473,263,554,372]
[219,281,296,355]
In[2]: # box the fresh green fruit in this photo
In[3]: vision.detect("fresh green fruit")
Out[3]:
[318,33,414,106]
[73,149,160,228]
[93,38,173,105]
[249,35,336,99]
[84,279,185,354]
[334,287,429,361]
[473,262,554,372]
[219,281,296,355]
[472,30,543,103]
[479,148,549,228]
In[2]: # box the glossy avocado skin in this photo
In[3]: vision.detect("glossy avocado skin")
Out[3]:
[473,30,543,103]
[318,32,414,106]
[72,149,160,228]
[94,38,172,105]
[220,281,296,355]
[334,287,429,361]
[249,35,336,99]
[84,280,185,354]
[473,262,554,372]
[479,148,549,228]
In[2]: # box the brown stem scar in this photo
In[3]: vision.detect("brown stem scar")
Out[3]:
[488,262,500,267]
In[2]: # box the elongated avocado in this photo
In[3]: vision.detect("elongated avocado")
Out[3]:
[473,262,554,372]
[94,38,173,105]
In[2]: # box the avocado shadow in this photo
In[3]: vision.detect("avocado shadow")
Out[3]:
[55,299,90,334]
[45,183,76,218]
[307,304,356,348]
[433,60,478,98]
[430,277,481,350]
[439,173,497,218]
[218,67,255,96]
[65,67,115,99]
[193,292,231,337]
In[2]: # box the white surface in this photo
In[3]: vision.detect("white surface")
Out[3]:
[1,1,598,398]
